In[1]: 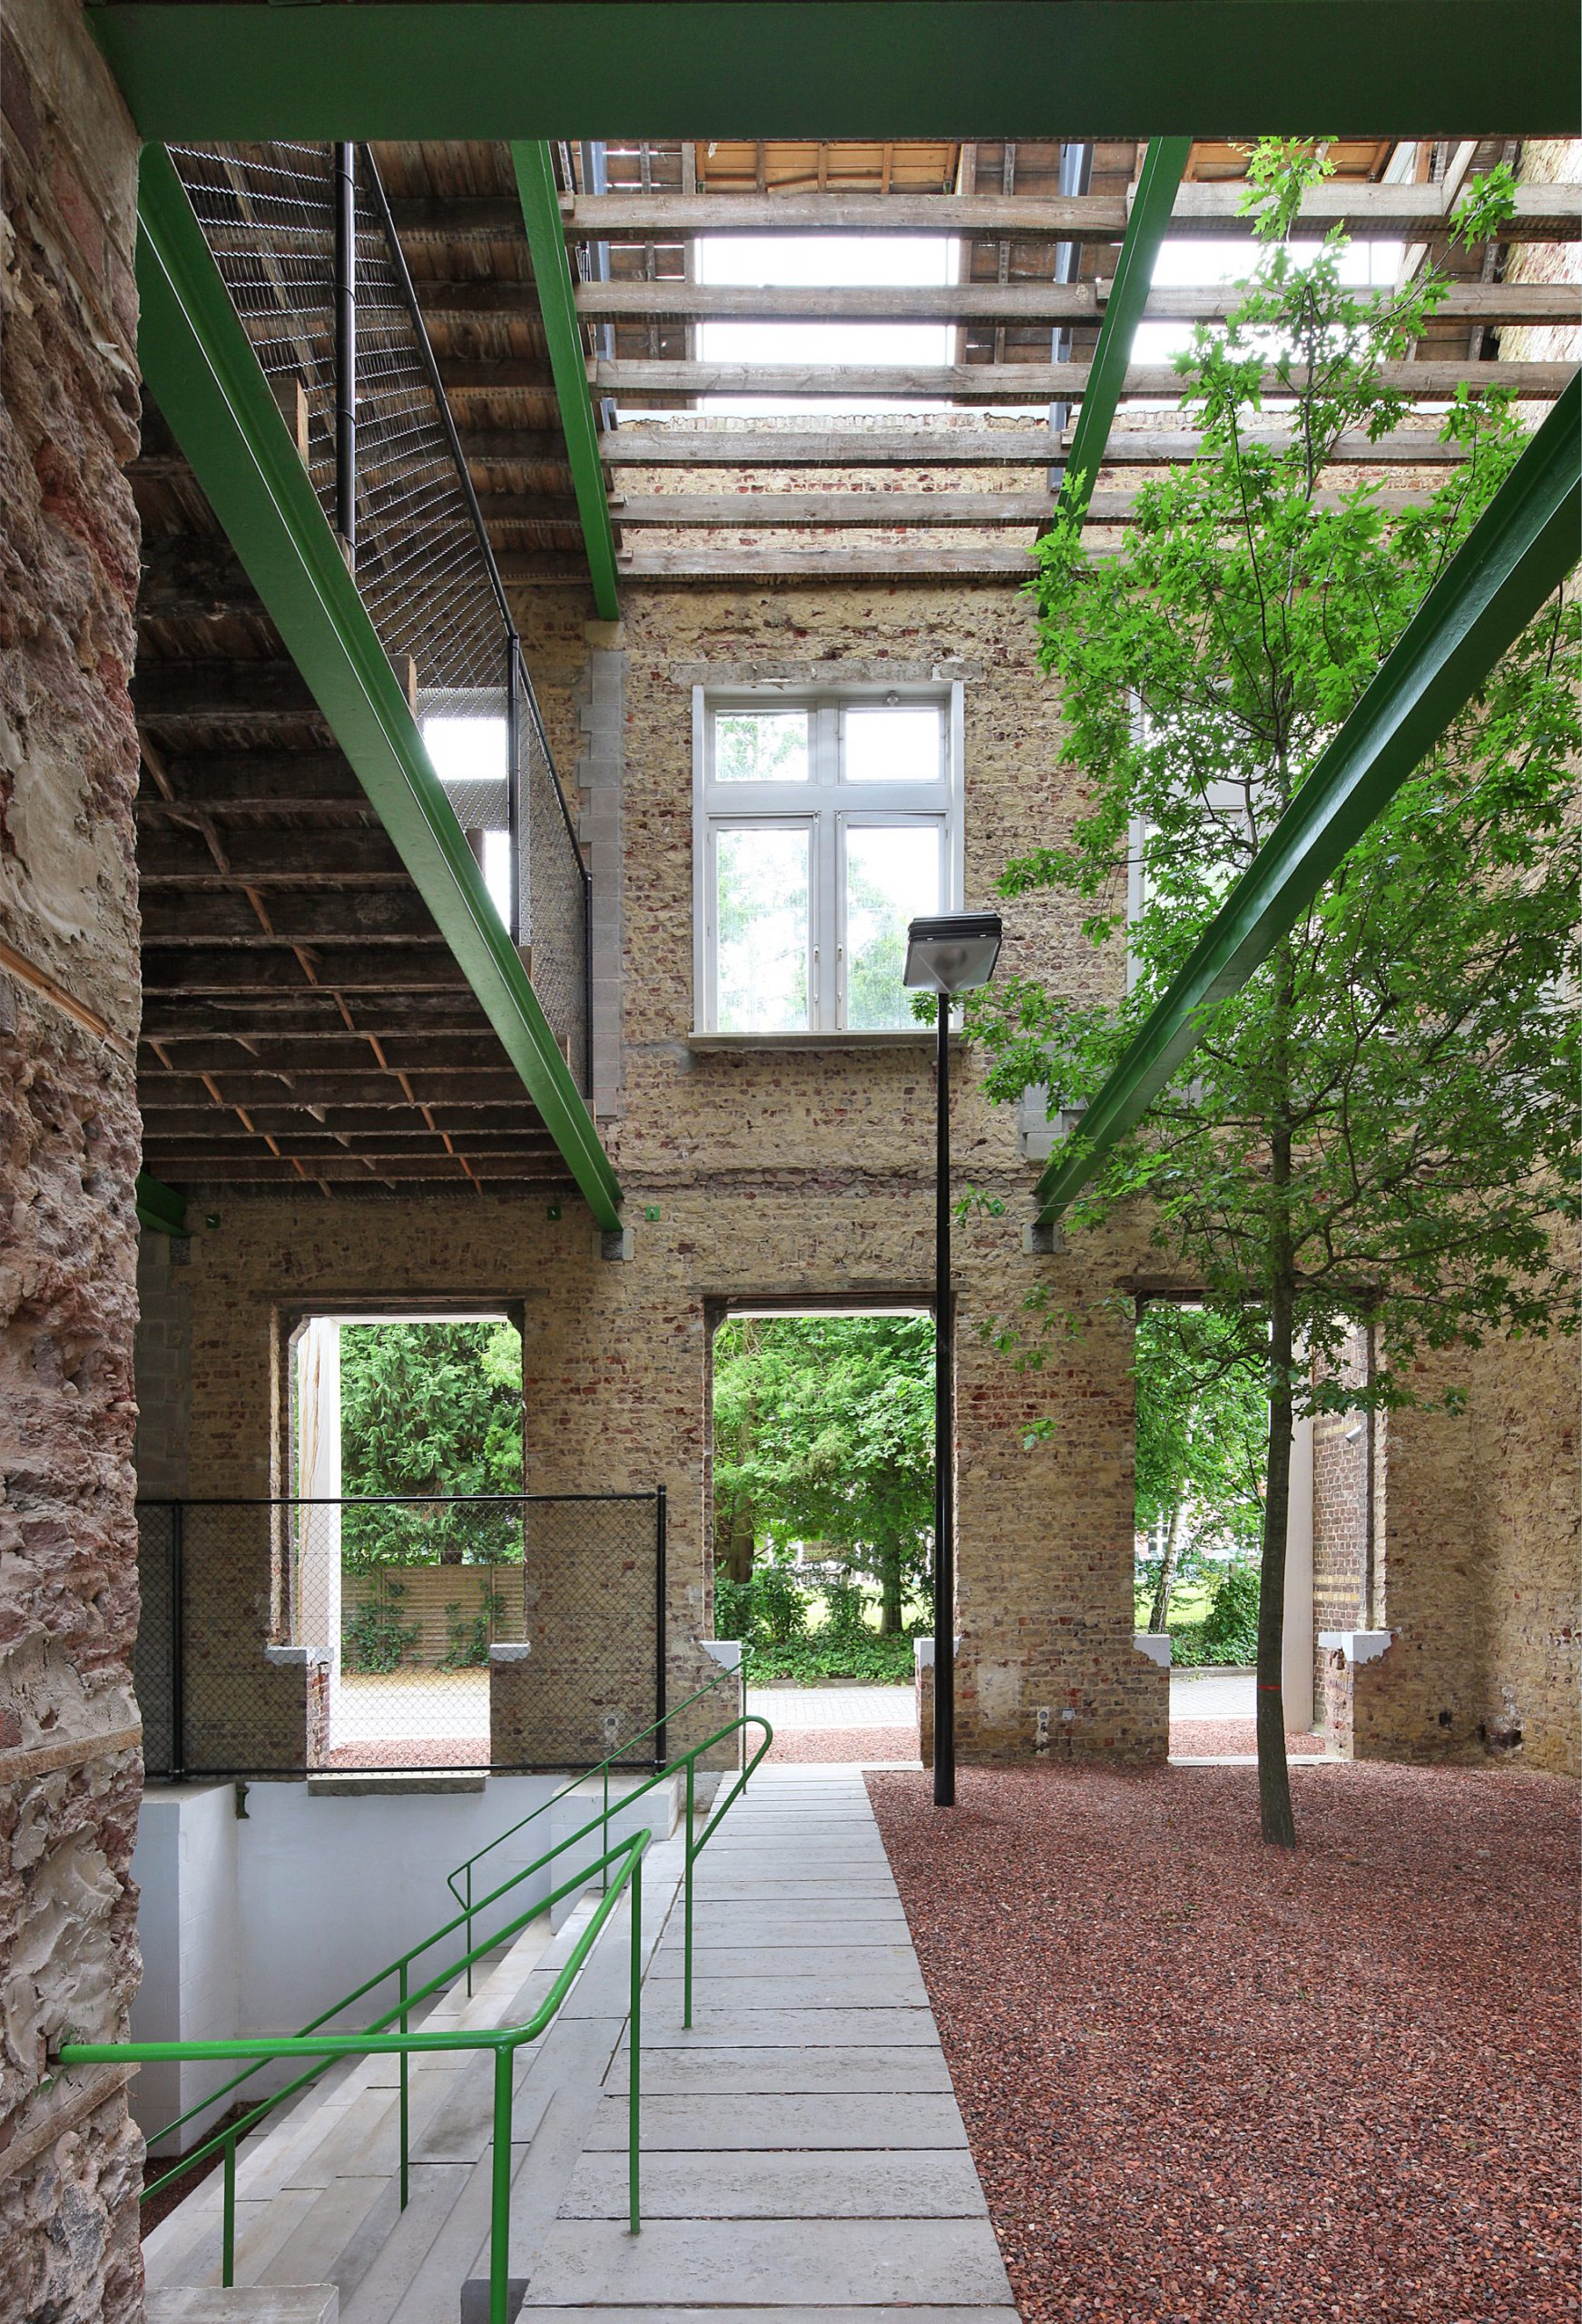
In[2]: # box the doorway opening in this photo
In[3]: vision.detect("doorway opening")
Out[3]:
[290,1309,524,1768]
[709,1303,930,1767]
[1134,1301,1322,1760]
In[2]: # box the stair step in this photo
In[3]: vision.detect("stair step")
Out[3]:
[147,2292,338,2324]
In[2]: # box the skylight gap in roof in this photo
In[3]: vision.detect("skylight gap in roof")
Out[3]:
[695,232,959,415]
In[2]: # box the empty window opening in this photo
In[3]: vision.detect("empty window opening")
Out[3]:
[1134,1304,1272,1752]
[710,1307,931,1763]
[290,1311,524,1768]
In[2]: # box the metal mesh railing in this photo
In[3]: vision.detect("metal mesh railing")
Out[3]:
[133,1493,663,1776]
[166,140,590,1091]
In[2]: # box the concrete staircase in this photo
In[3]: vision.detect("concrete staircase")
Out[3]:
[141,1804,690,2324]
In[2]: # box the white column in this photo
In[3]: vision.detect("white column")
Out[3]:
[1282,1413,1315,1730]
[294,1319,343,1730]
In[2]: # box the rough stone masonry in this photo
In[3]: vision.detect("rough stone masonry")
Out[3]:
[0,2,146,2315]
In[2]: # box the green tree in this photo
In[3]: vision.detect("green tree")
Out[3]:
[338,1321,525,1566]
[1134,1305,1267,1631]
[970,143,1579,1845]
[712,1315,934,1633]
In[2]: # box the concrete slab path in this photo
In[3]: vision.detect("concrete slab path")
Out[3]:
[525,1764,1017,2323]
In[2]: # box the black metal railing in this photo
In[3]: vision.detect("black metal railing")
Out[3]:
[164,139,592,1091]
[134,1492,664,1777]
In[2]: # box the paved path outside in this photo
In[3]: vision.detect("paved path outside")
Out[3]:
[747,1685,916,1729]
[1169,1667,1254,1721]
[523,1764,1016,2324]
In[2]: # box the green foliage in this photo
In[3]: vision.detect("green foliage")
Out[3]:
[342,1582,419,1674]
[1135,1305,1267,1624]
[713,1568,925,1682]
[752,1630,919,1685]
[1201,1565,1263,1663]
[971,139,1579,1425]
[441,1590,507,1670]
[336,1321,525,1567]
[964,139,1579,1840]
[712,1315,934,1631]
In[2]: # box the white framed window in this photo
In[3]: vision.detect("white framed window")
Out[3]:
[693,685,964,1034]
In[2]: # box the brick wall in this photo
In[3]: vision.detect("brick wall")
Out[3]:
[142,576,1165,1768]
[0,1,144,2312]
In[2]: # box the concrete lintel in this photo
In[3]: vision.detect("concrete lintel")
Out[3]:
[1133,1630,1172,1669]
[264,1644,331,1669]
[703,1640,744,1672]
[488,1640,531,1664]
[1318,1628,1393,1665]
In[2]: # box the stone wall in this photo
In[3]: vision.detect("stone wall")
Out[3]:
[141,576,1166,1767]
[0,1,144,2313]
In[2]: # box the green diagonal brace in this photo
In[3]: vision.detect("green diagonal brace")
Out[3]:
[1057,135,1191,525]
[136,145,622,1228]
[512,143,621,620]
[137,1170,188,1236]
[1037,369,1582,1226]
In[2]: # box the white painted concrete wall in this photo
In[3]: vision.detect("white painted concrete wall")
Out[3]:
[130,1785,242,2152]
[132,1770,682,2124]
[1283,1413,1315,1730]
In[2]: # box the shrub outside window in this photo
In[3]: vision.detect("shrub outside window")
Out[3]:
[693,687,963,1034]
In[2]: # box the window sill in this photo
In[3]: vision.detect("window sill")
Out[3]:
[687,1029,960,1054]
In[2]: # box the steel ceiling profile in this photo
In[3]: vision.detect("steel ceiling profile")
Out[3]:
[511,143,622,621]
[136,1171,189,1236]
[1035,369,1582,1226]
[1056,136,1193,524]
[134,144,623,1228]
[89,5,1581,141]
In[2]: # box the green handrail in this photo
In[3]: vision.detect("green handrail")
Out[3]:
[57,1709,772,2324]
[448,1649,751,1988]
[65,1831,647,2324]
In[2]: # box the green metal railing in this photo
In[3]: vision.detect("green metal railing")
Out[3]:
[447,1650,750,1992]
[57,1708,772,2324]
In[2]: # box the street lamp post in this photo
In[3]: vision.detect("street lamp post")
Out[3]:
[903,911,1003,1808]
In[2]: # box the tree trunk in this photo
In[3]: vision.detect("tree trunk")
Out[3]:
[723,1511,755,1586]
[1148,1501,1187,1632]
[1257,1275,1298,1847]
[879,1541,903,1635]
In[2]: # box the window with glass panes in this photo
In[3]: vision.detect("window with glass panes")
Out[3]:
[693,687,962,1034]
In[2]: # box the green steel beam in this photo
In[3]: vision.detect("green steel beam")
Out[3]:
[1036,369,1582,1227]
[136,1170,188,1236]
[88,5,1581,143]
[135,145,623,1230]
[1057,138,1192,527]
[511,143,622,622]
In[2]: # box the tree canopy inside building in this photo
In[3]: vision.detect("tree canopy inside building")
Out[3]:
[970,140,1580,1845]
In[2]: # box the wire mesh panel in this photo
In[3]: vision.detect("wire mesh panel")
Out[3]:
[166,142,591,1089]
[133,1503,182,1780]
[133,1495,661,1776]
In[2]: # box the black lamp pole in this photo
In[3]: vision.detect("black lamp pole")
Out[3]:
[902,910,1002,1814]
[933,996,956,1808]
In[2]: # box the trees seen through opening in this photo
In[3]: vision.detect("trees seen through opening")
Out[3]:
[1134,1305,1267,1664]
[712,1313,934,1679]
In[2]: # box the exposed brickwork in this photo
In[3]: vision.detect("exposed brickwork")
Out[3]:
[137,578,1166,1768]
[0,2,143,2308]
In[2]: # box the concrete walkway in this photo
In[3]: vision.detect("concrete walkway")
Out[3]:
[523,1764,1017,2322]
[746,1684,917,1729]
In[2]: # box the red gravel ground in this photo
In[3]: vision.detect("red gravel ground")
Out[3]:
[869,1762,1579,2324]
[765,1724,920,1764]
[1172,1718,1327,1758]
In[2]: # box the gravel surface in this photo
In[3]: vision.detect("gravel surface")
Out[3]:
[765,1723,919,1764]
[869,1762,1579,2324]
[1172,1718,1327,1758]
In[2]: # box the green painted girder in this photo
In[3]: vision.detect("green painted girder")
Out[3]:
[136,1170,188,1236]
[1057,138,1192,527]
[1036,369,1582,1227]
[135,145,623,1230]
[511,144,621,622]
[89,5,1581,142]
